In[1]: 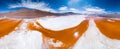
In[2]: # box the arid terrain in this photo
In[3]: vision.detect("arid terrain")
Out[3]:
[0,9,120,49]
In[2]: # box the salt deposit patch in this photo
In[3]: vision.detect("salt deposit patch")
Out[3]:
[37,15,87,30]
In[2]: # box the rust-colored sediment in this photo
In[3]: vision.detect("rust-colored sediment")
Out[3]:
[95,17,120,40]
[28,20,89,49]
[0,18,22,38]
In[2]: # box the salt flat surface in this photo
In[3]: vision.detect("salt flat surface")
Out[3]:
[0,15,120,49]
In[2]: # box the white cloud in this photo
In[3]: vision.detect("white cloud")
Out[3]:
[58,6,106,14]
[85,7,105,13]
[67,0,106,14]
[70,8,77,11]
[83,7,106,14]
[59,6,68,11]
[9,0,55,12]
[58,6,81,13]
[69,8,81,13]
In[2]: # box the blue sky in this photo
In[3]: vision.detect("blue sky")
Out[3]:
[0,0,120,13]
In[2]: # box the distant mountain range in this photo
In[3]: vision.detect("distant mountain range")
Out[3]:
[99,13,120,18]
[0,8,78,19]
